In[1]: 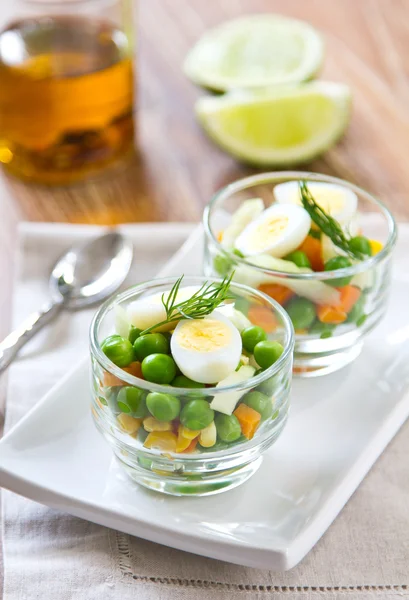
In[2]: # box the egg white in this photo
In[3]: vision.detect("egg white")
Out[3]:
[216,303,252,332]
[126,286,199,332]
[170,311,242,384]
[234,203,311,258]
[274,181,357,224]
[221,198,264,248]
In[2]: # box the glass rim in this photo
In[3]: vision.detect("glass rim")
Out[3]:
[90,275,295,395]
[203,171,398,281]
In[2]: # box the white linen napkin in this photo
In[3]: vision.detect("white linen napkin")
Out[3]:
[2,223,409,600]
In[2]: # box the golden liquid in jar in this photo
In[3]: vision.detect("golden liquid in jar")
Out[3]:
[0,16,134,185]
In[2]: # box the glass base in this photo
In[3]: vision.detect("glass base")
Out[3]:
[117,456,263,497]
[293,341,364,377]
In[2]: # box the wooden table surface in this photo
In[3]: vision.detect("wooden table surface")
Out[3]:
[1,0,409,338]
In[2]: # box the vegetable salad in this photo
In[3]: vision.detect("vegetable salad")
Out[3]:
[96,277,288,455]
[213,181,383,338]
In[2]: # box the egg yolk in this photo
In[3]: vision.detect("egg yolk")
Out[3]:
[245,216,289,253]
[176,319,232,352]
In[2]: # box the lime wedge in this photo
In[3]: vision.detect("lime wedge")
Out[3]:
[195,82,351,166]
[184,15,324,91]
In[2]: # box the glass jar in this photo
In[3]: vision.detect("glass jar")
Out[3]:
[0,0,135,184]
[203,172,397,377]
[90,276,294,496]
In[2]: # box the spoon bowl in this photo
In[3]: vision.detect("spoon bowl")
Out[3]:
[0,231,133,373]
[49,232,133,309]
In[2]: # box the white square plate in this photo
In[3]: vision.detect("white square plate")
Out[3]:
[1,226,409,571]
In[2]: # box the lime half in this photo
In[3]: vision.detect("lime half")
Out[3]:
[196,82,352,166]
[184,15,324,91]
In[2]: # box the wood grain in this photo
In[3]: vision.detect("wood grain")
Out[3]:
[1,0,409,342]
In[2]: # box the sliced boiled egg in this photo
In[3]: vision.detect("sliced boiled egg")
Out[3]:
[126,286,199,333]
[234,204,311,258]
[216,303,252,332]
[170,311,242,384]
[274,181,357,224]
[221,197,265,248]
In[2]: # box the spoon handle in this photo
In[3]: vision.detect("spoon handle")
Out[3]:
[0,299,64,374]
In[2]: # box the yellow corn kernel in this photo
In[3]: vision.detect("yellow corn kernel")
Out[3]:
[117,414,142,435]
[369,239,383,255]
[178,424,201,440]
[143,431,177,452]
[199,421,217,448]
[176,434,192,453]
[143,417,172,432]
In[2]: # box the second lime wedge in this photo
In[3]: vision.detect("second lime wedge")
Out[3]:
[184,14,324,91]
[196,82,352,166]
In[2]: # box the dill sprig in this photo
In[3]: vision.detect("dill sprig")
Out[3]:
[140,273,234,335]
[299,181,364,260]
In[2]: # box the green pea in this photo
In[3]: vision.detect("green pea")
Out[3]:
[141,354,177,384]
[324,256,353,287]
[128,326,143,345]
[101,335,134,367]
[146,392,180,421]
[235,434,248,444]
[321,330,332,339]
[241,325,267,353]
[349,236,372,257]
[357,314,367,327]
[215,414,242,443]
[213,254,233,276]
[116,386,148,418]
[284,250,311,269]
[133,333,170,361]
[285,297,316,330]
[105,386,122,414]
[171,375,202,389]
[180,399,214,430]
[256,373,278,396]
[309,320,336,339]
[347,294,366,323]
[172,376,206,403]
[242,391,273,420]
[254,341,284,369]
[98,395,108,407]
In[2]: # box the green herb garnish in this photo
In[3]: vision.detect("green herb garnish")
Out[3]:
[140,274,234,335]
[299,181,365,260]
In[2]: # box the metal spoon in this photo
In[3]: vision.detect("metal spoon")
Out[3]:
[0,231,133,374]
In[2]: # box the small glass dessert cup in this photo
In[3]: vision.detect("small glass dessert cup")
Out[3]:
[203,172,397,377]
[90,276,294,497]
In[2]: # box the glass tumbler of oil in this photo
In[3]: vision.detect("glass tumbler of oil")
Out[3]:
[0,0,135,185]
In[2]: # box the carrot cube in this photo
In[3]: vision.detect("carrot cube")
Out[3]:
[258,283,294,306]
[233,403,261,440]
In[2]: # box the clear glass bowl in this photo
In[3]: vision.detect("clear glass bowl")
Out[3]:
[203,172,397,377]
[90,276,294,496]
